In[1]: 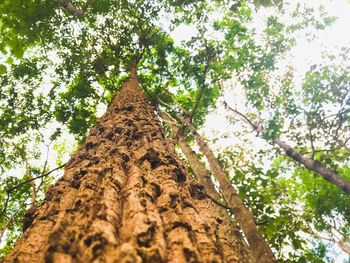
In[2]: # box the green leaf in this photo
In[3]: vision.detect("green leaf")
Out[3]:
[6,57,14,64]
[0,64,7,75]
[13,46,24,58]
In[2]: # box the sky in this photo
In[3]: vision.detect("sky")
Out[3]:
[1,0,350,260]
[199,0,350,260]
[203,0,350,161]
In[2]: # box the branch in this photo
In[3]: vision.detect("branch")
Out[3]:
[5,164,66,194]
[300,148,341,155]
[309,229,350,255]
[0,194,10,220]
[56,0,89,16]
[0,164,65,220]
[222,100,260,131]
[306,119,316,159]
[0,212,16,242]
[222,98,350,195]
[190,80,207,121]
[205,192,234,211]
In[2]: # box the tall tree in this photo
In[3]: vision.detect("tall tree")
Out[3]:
[5,67,253,262]
[1,0,348,260]
[160,110,255,261]
[156,97,276,261]
[179,113,276,262]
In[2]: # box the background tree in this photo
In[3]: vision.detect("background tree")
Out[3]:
[0,0,349,261]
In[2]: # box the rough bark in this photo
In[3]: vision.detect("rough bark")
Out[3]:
[178,136,220,199]
[224,102,350,195]
[160,112,220,200]
[160,111,255,262]
[6,69,250,262]
[178,115,276,263]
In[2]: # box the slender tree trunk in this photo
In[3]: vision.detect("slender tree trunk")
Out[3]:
[160,111,255,262]
[6,68,251,262]
[223,102,350,195]
[56,0,85,15]
[160,111,220,200]
[309,229,350,255]
[178,135,220,199]
[178,114,276,263]
[273,138,350,194]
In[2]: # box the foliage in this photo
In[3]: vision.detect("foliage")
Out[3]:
[0,0,349,261]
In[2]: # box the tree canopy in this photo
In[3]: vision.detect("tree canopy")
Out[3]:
[0,0,349,261]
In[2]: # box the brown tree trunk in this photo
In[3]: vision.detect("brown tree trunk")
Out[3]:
[56,0,85,15]
[160,111,255,262]
[6,68,251,263]
[178,114,276,263]
[160,111,220,200]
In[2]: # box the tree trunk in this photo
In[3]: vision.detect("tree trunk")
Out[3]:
[273,138,350,194]
[178,115,276,263]
[160,111,221,200]
[160,111,255,262]
[6,68,251,263]
[56,0,85,15]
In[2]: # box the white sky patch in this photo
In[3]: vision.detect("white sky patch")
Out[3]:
[200,0,350,260]
[1,0,350,259]
[170,24,199,45]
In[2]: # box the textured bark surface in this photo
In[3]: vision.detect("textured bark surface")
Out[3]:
[160,112,220,200]
[160,112,255,262]
[180,115,276,263]
[6,69,250,263]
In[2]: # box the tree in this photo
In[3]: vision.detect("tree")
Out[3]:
[158,107,276,262]
[223,103,350,194]
[1,0,349,261]
[5,67,255,262]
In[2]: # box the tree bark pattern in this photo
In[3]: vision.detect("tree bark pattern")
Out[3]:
[161,112,255,262]
[6,71,249,262]
[179,115,276,263]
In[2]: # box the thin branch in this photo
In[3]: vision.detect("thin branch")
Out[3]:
[204,192,233,211]
[190,81,207,121]
[306,120,316,159]
[322,126,350,154]
[37,147,50,194]
[0,212,17,243]
[0,163,65,219]
[0,194,10,220]
[5,164,66,194]
[309,228,350,255]
[222,97,350,195]
[300,148,341,155]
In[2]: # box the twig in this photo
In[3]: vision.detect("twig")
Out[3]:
[5,164,66,194]
[0,194,10,220]
[0,164,65,220]
[205,193,233,211]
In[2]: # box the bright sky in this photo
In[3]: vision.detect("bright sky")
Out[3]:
[203,0,350,154]
[200,0,350,260]
[2,0,350,259]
